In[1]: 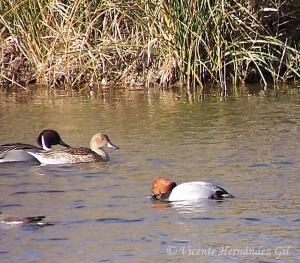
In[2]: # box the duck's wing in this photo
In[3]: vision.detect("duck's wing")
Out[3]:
[27,147,101,164]
[0,143,42,160]
[0,143,40,154]
[169,182,233,201]
[60,147,94,155]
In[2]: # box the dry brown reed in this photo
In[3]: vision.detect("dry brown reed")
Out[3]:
[0,0,299,91]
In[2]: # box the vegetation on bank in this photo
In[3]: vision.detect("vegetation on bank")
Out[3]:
[0,0,300,91]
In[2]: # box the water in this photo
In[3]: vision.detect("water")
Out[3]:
[0,87,299,262]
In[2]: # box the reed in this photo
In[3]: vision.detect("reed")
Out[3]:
[154,0,300,88]
[0,0,299,90]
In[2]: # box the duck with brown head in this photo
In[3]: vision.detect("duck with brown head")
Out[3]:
[150,176,234,201]
[28,133,119,164]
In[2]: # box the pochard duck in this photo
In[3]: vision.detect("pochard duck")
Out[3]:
[0,129,70,163]
[28,133,119,164]
[150,176,234,201]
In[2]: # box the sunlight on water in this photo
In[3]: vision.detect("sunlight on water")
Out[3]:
[0,86,299,262]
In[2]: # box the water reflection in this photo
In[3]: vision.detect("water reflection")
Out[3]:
[171,199,227,214]
[1,82,300,102]
[151,198,229,214]
[1,86,300,262]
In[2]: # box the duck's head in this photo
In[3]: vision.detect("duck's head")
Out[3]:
[37,130,70,150]
[152,177,177,195]
[91,133,119,150]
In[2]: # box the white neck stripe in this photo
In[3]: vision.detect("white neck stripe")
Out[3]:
[42,135,52,151]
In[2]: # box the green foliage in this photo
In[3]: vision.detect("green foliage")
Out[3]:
[0,0,299,90]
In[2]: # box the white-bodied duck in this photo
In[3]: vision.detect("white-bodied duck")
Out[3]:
[0,129,70,163]
[150,176,234,201]
[27,133,119,164]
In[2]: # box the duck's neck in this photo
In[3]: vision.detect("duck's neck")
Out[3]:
[92,147,109,161]
[41,136,51,151]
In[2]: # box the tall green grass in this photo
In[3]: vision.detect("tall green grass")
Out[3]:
[154,0,300,88]
[0,0,299,90]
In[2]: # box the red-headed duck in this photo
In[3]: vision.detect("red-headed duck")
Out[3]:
[150,176,234,201]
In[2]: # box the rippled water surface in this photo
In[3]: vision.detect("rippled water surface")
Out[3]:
[0,88,299,262]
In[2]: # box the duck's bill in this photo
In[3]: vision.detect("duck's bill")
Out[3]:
[148,194,155,199]
[107,142,119,150]
[59,140,70,147]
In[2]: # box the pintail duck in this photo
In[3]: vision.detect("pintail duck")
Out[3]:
[150,177,234,201]
[27,133,119,164]
[0,129,70,163]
